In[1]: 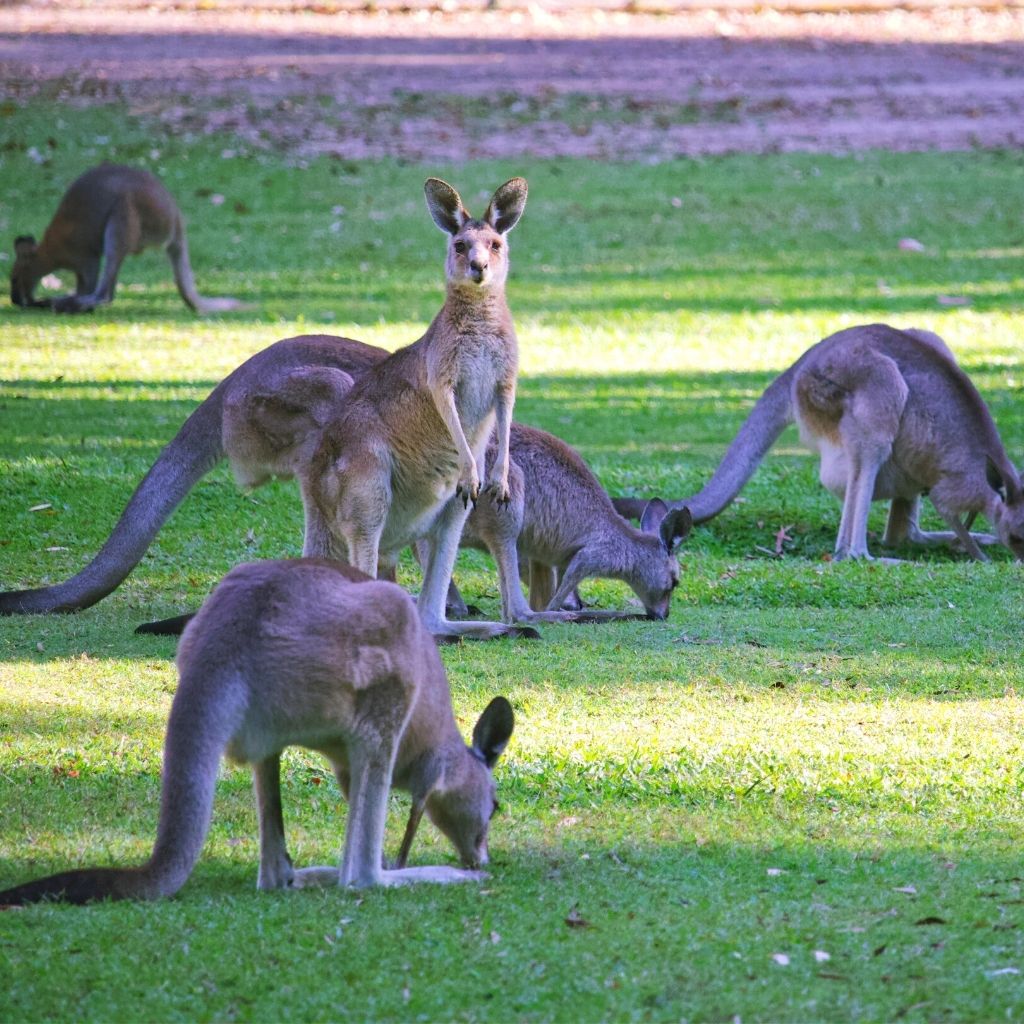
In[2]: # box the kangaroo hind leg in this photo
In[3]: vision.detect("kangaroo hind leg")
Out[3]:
[54,201,136,313]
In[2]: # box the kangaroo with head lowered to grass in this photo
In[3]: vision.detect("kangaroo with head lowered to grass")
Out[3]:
[10,163,242,314]
[614,324,1024,562]
[0,558,515,905]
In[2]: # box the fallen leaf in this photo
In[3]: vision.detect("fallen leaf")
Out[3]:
[936,294,971,307]
[899,237,926,251]
[771,953,790,966]
[44,546,69,552]
[986,967,1020,977]
[774,524,793,555]
[914,916,947,925]
[28,503,52,512]
[814,950,831,962]
[210,193,226,206]
[490,931,501,945]
[565,905,591,929]
[767,868,785,876]
[894,885,918,896]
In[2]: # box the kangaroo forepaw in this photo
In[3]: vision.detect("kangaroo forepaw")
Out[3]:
[484,481,512,506]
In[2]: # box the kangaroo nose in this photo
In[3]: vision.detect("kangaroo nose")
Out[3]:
[470,259,487,272]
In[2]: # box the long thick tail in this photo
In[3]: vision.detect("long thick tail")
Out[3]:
[0,391,226,614]
[168,227,243,315]
[0,673,241,905]
[679,365,797,523]
[614,365,797,526]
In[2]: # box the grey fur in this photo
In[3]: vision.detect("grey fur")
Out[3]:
[0,559,514,904]
[616,324,1024,562]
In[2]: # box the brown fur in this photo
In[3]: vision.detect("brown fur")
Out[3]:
[0,559,514,904]
[10,163,241,314]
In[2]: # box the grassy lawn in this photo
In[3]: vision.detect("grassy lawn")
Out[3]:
[2,103,1024,1021]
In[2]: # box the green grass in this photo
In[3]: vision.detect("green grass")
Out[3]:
[2,102,1024,1021]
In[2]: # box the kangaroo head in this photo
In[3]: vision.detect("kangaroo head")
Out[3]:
[986,456,1024,560]
[424,178,528,292]
[425,696,514,869]
[628,500,692,620]
[10,235,41,307]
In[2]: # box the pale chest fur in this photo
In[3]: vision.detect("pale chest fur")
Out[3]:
[447,330,517,443]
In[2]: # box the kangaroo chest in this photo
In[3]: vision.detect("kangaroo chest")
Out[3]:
[451,336,509,443]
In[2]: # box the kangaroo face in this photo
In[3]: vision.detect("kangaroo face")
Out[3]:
[427,758,500,869]
[447,221,507,290]
[10,235,41,307]
[994,496,1024,560]
[631,538,681,621]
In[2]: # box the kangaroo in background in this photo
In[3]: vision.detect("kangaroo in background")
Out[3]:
[0,559,515,905]
[10,163,242,314]
[614,325,1024,562]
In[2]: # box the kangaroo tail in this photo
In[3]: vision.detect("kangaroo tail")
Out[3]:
[0,671,244,905]
[167,224,244,315]
[135,611,197,636]
[680,365,797,523]
[612,365,797,526]
[0,391,226,614]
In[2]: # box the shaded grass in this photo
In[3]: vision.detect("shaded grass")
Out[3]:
[2,103,1024,1021]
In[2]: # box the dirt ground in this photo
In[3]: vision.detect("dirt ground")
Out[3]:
[2,2,1023,159]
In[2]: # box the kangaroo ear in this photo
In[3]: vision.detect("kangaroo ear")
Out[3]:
[471,697,515,769]
[987,455,1009,500]
[484,177,528,234]
[424,178,468,235]
[14,235,37,257]
[639,497,669,535]
[659,506,693,552]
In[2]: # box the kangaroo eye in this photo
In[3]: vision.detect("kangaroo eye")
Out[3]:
[453,241,467,255]
[490,240,501,252]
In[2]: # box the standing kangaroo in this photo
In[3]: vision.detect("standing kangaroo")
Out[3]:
[299,177,528,640]
[615,325,1024,562]
[10,163,241,314]
[0,559,515,905]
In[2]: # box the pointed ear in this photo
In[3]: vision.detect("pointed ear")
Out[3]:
[484,177,528,234]
[14,235,37,257]
[471,697,515,769]
[659,506,693,552]
[424,178,468,235]
[987,455,1008,500]
[639,497,669,535]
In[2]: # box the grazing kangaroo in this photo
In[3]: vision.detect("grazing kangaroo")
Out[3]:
[615,325,1024,562]
[454,425,692,623]
[10,163,241,314]
[0,559,515,905]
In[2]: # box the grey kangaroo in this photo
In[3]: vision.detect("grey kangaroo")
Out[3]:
[0,559,515,904]
[10,163,241,314]
[455,425,692,623]
[615,325,1024,562]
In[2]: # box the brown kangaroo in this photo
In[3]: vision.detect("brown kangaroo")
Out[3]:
[10,163,241,314]
[615,325,1024,562]
[0,558,515,904]
[296,177,528,640]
